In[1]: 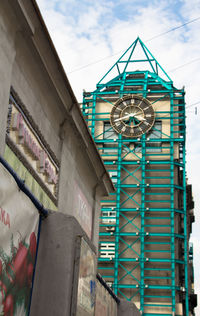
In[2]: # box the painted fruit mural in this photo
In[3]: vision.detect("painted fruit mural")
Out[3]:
[0,232,37,316]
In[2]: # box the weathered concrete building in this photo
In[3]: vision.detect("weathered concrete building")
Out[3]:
[0,0,114,243]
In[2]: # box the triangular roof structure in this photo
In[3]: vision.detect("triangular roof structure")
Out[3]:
[96,37,172,91]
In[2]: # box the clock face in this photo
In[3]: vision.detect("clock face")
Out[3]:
[110,95,155,137]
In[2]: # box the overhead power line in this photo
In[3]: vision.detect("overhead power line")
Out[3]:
[67,54,115,74]
[186,101,200,109]
[67,16,200,74]
[169,58,200,73]
[146,16,200,42]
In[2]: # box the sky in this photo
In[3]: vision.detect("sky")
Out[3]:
[36,0,200,312]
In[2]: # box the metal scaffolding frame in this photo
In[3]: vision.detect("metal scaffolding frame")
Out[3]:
[82,37,189,316]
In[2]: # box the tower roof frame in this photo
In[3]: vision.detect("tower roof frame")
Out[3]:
[96,37,173,92]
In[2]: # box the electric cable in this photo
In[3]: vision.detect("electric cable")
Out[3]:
[146,16,200,42]
[169,58,200,73]
[67,16,200,74]
[186,101,200,109]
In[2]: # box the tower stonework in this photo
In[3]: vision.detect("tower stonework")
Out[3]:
[82,38,196,315]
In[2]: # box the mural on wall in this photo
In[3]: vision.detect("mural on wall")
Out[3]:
[76,238,96,316]
[0,163,40,316]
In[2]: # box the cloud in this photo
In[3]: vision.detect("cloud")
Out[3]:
[38,0,199,101]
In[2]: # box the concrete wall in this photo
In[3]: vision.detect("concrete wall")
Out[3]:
[0,1,17,157]
[30,212,95,316]
[0,0,114,250]
[117,300,141,316]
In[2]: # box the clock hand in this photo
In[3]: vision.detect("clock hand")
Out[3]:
[134,115,146,121]
[123,111,145,121]
[114,112,146,122]
[134,111,143,116]
[114,114,132,122]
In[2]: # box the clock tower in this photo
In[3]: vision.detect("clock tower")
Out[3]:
[82,37,196,315]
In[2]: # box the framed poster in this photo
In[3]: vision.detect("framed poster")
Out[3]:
[0,163,40,316]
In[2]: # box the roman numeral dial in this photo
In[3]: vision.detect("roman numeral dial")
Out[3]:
[110,95,155,137]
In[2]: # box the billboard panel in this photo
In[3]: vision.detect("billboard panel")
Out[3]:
[0,163,40,316]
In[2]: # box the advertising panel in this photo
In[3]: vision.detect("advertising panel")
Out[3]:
[7,95,59,201]
[76,238,96,316]
[0,163,40,316]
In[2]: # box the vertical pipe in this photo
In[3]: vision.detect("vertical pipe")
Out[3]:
[140,82,148,312]
[170,92,176,314]
[114,134,122,295]
[91,94,97,138]
[140,133,146,313]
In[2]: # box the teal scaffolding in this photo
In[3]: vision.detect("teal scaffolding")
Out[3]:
[82,37,189,315]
